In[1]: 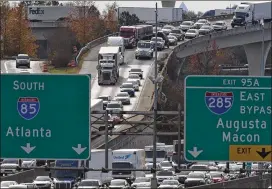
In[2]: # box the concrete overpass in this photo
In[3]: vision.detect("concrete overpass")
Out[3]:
[174,22,272,76]
[161,1,176,7]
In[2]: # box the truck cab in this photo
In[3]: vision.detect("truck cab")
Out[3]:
[112,149,146,182]
[144,145,167,163]
[97,46,122,85]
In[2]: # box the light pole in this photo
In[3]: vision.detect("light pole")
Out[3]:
[151,2,158,189]
[260,19,265,76]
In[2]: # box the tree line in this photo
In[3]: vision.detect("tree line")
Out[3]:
[0,1,119,68]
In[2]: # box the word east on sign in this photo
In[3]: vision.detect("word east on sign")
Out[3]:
[0,74,91,160]
[184,76,271,162]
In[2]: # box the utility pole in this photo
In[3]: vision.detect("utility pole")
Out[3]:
[260,19,265,76]
[151,2,158,189]
[104,110,109,169]
[177,104,182,169]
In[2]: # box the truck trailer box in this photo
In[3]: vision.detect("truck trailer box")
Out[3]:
[85,149,113,184]
[253,1,271,21]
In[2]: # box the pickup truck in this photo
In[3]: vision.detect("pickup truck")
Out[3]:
[129,68,143,79]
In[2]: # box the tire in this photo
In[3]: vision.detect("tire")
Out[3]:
[16,64,19,68]
[135,56,138,59]
[28,64,30,68]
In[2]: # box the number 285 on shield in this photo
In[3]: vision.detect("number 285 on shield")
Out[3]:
[205,92,234,115]
[17,97,40,120]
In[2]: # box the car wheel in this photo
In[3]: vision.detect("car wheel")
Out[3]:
[16,64,19,68]
[135,56,138,59]
[28,64,30,68]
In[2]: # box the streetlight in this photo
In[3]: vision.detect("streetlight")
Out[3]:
[151,2,158,189]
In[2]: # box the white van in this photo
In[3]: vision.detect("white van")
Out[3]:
[107,37,125,62]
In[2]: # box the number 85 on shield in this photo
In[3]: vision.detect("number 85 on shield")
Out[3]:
[17,97,40,120]
[205,92,234,115]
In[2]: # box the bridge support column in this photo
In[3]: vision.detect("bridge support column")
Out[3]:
[243,41,271,76]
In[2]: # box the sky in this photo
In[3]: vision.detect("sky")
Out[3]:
[92,1,242,13]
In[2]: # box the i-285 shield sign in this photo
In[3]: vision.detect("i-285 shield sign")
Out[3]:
[17,97,40,120]
[205,92,234,115]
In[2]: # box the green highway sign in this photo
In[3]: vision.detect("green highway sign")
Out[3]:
[184,76,271,162]
[1,74,91,160]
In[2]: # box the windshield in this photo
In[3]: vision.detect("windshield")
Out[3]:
[130,69,141,72]
[210,172,222,177]
[146,151,166,158]
[120,30,134,38]
[162,180,178,185]
[163,26,172,29]
[138,42,151,48]
[187,30,196,33]
[171,30,181,34]
[79,181,99,186]
[1,181,15,187]
[2,159,18,164]
[128,75,139,79]
[134,178,150,183]
[179,171,191,175]
[35,176,51,181]
[111,180,125,186]
[201,26,210,29]
[168,36,175,39]
[98,96,108,101]
[122,84,133,88]
[182,22,192,26]
[112,162,132,169]
[191,165,208,170]
[117,93,128,97]
[198,20,206,23]
[187,173,204,179]
[151,38,162,42]
[214,22,223,25]
[160,162,172,167]
[157,171,173,176]
[107,103,121,109]
[17,56,29,59]
[235,12,246,18]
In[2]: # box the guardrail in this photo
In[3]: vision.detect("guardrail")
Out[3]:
[190,173,271,188]
[75,32,119,65]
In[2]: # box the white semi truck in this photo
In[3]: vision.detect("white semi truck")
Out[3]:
[85,149,113,185]
[231,1,272,27]
[97,46,123,85]
[112,149,145,182]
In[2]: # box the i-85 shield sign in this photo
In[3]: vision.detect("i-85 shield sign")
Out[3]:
[205,92,234,115]
[17,97,40,120]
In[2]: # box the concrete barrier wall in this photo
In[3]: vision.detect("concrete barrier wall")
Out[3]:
[190,173,271,188]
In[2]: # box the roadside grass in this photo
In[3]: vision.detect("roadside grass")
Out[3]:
[47,53,88,74]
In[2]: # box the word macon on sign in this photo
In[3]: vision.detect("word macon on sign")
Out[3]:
[184,76,271,162]
[1,74,91,160]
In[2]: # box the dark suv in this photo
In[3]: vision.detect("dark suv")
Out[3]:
[16,54,30,68]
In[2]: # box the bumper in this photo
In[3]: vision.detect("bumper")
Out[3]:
[136,52,153,58]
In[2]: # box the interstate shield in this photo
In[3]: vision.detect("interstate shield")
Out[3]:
[17,97,40,120]
[205,92,234,115]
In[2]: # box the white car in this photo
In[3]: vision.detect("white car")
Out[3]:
[167,35,178,46]
[150,37,165,51]
[21,159,36,168]
[185,29,199,39]
[135,41,154,60]
[106,100,123,113]
[158,179,181,188]
[131,177,151,188]
[77,179,102,189]
[160,161,173,171]
[156,171,175,184]
[194,19,210,29]
[0,159,19,176]
[212,21,227,31]
[109,179,130,189]
[126,80,139,91]
[0,181,18,189]
[198,25,214,36]
[128,74,141,86]
[180,21,194,32]
[16,54,30,68]
[114,92,131,105]
[33,176,54,189]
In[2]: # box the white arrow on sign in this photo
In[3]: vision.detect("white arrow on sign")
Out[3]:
[21,143,36,154]
[72,144,87,155]
[188,147,203,158]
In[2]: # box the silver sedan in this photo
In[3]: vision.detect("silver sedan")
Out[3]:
[114,92,131,105]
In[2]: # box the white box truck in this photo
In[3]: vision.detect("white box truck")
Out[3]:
[112,149,145,181]
[144,144,167,163]
[85,149,113,185]
[231,1,272,27]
